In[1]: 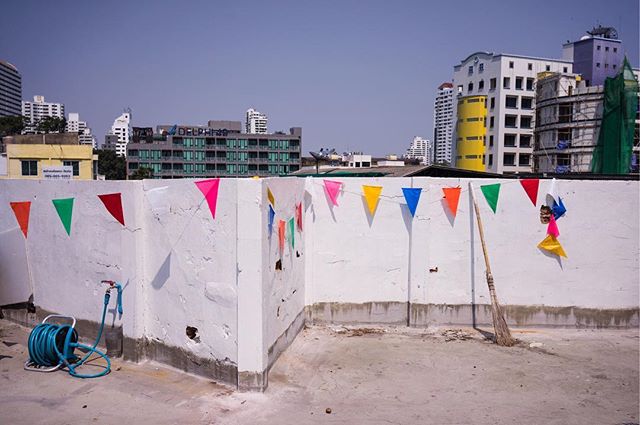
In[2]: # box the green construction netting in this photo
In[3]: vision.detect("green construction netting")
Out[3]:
[591,57,639,174]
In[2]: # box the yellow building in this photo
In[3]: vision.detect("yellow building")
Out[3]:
[454,95,487,171]
[1,134,97,180]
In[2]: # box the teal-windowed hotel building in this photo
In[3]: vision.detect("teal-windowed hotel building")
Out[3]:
[126,120,301,178]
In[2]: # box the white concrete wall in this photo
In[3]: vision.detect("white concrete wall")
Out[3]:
[0,179,143,339]
[261,178,306,358]
[304,177,639,318]
[141,179,238,364]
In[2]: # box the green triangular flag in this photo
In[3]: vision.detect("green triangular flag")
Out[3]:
[480,184,500,213]
[52,198,74,236]
[288,217,295,249]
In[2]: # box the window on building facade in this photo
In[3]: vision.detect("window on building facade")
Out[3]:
[490,78,496,90]
[21,160,38,176]
[503,153,516,166]
[545,65,551,71]
[527,63,532,71]
[457,85,463,94]
[468,82,473,92]
[520,116,532,128]
[504,134,517,147]
[563,66,568,73]
[613,47,617,53]
[520,135,532,147]
[604,63,609,68]
[605,46,609,52]
[490,116,495,128]
[597,45,601,51]
[488,154,493,167]
[515,77,523,90]
[490,97,495,109]
[479,80,484,90]
[509,61,514,69]
[526,78,534,90]
[521,97,533,109]
[505,115,517,127]
[596,63,600,68]
[519,154,530,166]
[63,160,79,176]
[479,63,484,72]
[489,135,494,147]
[468,65,473,75]
[503,77,510,89]
[505,96,518,108]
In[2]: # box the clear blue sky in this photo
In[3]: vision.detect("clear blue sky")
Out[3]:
[1,0,638,156]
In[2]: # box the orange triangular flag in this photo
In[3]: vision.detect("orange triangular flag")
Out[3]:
[10,201,31,238]
[442,187,461,217]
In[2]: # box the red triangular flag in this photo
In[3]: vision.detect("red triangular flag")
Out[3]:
[442,187,462,217]
[195,179,220,219]
[98,193,125,226]
[296,202,303,231]
[520,179,539,206]
[10,201,31,238]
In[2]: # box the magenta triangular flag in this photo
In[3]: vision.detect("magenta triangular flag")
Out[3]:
[323,180,342,206]
[98,193,125,226]
[547,214,559,238]
[520,179,539,206]
[195,179,220,219]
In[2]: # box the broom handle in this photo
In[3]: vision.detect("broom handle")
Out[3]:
[469,182,495,291]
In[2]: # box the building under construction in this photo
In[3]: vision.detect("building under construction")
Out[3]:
[533,60,639,174]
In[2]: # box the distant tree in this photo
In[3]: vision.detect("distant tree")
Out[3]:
[95,149,126,180]
[36,116,67,134]
[0,115,29,136]
[128,166,153,180]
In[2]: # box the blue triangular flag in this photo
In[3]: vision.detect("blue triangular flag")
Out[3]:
[552,197,566,220]
[402,188,422,217]
[268,205,275,235]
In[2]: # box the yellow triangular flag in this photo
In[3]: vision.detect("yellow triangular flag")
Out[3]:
[362,185,383,215]
[267,187,275,206]
[537,234,567,258]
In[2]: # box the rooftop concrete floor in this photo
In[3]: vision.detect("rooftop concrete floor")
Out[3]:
[0,319,638,425]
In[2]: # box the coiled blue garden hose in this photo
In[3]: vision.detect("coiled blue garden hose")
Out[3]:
[27,282,123,378]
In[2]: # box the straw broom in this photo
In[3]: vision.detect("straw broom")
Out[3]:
[469,182,516,347]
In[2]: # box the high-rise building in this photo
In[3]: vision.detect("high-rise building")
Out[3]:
[562,26,624,87]
[404,136,432,165]
[66,112,96,148]
[433,82,454,164]
[0,60,22,117]
[246,108,268,134]
[22,95,65,133]
[452,52,572,173]
[110,110,131,157]
[126,121,301,178]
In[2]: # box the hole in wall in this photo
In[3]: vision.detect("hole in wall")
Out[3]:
[186,326,199,342]
[296,251,301,258]
[275,259,282,271]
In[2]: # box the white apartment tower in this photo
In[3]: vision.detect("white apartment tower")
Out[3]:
[433,83,454,164]
[66,112,97,148]
[21,95,65,133]
[404,136,432,165]
[246,108,268,134]
[452,52,572,173]
[111,110,131,157]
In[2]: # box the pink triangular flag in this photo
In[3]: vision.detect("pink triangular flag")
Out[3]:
[323,180,342,206]
[195,179,220,219]
[547,214,559,238]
